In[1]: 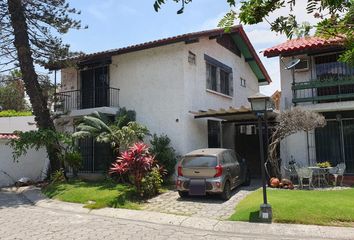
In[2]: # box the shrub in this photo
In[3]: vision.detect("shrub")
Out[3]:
[0,110,32,117]
[51,170,66,183]
[110,142,154,194]
[140,167,163,198]
[150,134,177,177]
[64,151,82,177]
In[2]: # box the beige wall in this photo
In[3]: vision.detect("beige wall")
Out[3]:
[61,67,78,91]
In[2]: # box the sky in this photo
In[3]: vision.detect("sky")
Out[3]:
[54,0,320,96]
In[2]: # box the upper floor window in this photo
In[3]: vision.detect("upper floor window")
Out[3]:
[205,54,233,96]
[315,53,354,80]
[240,78,246,87]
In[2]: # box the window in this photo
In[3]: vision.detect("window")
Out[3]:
[240,78,246,87]
[188,51,196,65]
[205,54,233,96]
[315,53,354,80]
[182,156,217,168]
[220,69,230,95]
[206,62,217,91]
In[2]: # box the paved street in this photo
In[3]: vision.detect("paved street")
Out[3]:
[143,181,260,219]
[0,190,280,240]
[1,189,354,240]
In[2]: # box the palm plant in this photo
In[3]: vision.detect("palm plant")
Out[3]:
[73,111,149,155]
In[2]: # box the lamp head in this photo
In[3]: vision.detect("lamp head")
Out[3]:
[248,93,271,113]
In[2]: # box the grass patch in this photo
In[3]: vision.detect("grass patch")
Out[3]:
[42,180,142,210]
[230,188,354,226]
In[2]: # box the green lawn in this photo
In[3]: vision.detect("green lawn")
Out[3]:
[230,188,354,227]
[42,180,141,210]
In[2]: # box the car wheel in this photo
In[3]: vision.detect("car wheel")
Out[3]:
[178,191,189,198]
[221,181,231,200]
[243,171,251,186]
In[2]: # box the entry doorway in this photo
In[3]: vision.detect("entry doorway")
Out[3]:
[234,124,261,178]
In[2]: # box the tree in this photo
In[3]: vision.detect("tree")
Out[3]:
[0,74,27,111]
[73,111,149,156]
[267,108,326,178]
[0,0,84,174]
[154,0,353,64]
[9,128,80,179]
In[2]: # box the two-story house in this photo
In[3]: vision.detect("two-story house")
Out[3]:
[49,26,271,175]
[264,37,354,176]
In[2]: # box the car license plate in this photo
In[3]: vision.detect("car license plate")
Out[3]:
[189,179,206,196]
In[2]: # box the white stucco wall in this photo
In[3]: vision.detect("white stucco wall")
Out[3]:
[59,37,261,156]
[110,43,187,153]
[0,140,48,187]
[181,37,259,153]
[0,116,49,187]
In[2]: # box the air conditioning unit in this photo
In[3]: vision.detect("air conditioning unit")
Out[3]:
[295,59,309,72]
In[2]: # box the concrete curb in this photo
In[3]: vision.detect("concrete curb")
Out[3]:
[12,186,354,240]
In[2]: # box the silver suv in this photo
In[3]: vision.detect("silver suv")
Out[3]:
[176,148,250,200]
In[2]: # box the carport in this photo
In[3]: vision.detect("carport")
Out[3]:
[190,106,278,178]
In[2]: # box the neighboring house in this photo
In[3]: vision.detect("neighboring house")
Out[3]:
[271,90,281,110]
[0,116,48,187]
[264,37,354,176]
[49,26,271,174]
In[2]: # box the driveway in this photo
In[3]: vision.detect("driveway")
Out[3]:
[143,180,260,219]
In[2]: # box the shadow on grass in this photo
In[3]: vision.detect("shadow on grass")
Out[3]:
[249,210,261,222]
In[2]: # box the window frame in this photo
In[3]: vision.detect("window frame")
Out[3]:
[240,78,246,87]
[205,54,233,97]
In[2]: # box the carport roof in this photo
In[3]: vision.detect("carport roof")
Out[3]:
[190,106,278,122]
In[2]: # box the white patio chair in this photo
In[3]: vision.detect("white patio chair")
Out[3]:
[330,163,346,186]
[294,165,313,189]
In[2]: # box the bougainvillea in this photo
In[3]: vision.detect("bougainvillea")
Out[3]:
[110,142,154,193]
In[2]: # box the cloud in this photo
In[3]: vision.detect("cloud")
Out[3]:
[246,29,287,46]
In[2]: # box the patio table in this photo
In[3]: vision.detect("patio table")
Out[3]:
[308,167,333,187]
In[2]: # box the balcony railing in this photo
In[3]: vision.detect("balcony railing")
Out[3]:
[292,77,354,104]
[54,87,120,112]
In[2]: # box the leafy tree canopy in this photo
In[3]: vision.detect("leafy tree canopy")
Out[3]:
[154,0,353,64]
[0,0,85,71]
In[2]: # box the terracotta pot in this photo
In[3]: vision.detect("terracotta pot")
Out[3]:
[270,178,280,188]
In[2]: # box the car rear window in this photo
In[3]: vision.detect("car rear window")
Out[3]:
[182,156,217,168]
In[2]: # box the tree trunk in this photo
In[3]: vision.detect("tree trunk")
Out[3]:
[7,0,61,174]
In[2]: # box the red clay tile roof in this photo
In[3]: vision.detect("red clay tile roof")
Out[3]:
[0,133,19,140]
[263,37,344,58]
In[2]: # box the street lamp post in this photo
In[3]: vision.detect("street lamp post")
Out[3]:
[248,93,273,222]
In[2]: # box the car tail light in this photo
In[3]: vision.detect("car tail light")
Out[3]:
[216,182,221,188]
[214,165,223,177]
[176,180,182,187]
[177,165,183,177]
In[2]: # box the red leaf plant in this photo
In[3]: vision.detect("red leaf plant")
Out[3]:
[110,142,154,193]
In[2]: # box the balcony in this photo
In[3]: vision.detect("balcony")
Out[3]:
[292,77,354,104]
[55,87,120,113]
